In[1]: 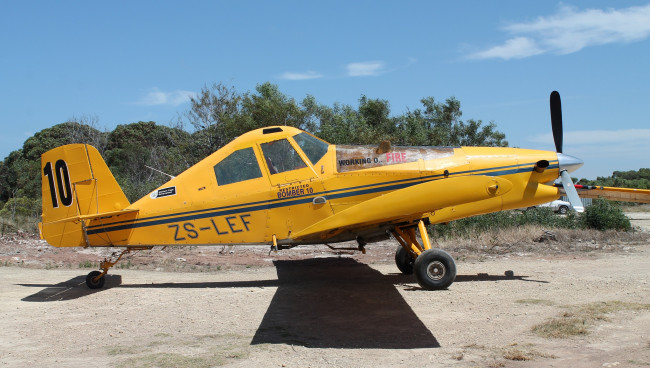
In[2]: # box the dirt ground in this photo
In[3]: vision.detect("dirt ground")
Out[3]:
[1,214,649,367]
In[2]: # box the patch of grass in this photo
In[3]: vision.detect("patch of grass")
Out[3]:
[450,351,464,361]
[532,314,589,338]
[434,222,648,257]
[516,299,555,306]
[502,348,532,361]
[119,352,222,368]
[532,301,650,338]
[486,360,505,368]
[622,204,650,213]
[113,333,250,368]
[500,344,557,362]
[107,345,145,356]
[78,260,96,268]
[575,301,650,318]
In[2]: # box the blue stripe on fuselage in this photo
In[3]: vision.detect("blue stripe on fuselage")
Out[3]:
[86,160,558,235]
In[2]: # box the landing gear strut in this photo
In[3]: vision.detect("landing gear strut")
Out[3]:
[391,220,456,290]
[85,247,152,289]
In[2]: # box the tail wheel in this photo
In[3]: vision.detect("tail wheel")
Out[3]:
[414,249,456,290]
[394,246,415,275]
[86,270,106,289]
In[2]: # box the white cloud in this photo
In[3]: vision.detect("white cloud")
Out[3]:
[277,71,323,80]
[346,61,385,77]
[470,37,544,60]
[470,4,650,60]
[137,88,196,106]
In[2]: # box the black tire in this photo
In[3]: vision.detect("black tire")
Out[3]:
[558,205,569,214]
[394,246,414,275]
[86,270,106,289]
[413,249,456,290]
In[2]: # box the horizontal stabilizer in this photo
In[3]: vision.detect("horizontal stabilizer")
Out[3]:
[292,175,512,241]
[43,208,139,225]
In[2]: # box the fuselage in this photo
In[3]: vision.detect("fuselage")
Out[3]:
[84,126,563,247]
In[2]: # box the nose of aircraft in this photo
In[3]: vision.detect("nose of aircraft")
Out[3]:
[557,153,583,174]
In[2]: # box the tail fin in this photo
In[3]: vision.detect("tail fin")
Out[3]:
[40,144,133,247]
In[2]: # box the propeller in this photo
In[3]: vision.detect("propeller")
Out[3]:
[550,91,563,153]
[550,91,584,212]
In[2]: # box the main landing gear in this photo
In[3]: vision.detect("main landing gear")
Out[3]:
[85,247,152,289]
[392,220,456,290]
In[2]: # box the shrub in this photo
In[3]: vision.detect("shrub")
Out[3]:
[429,207,583,240]
[581,198,631,231]
[0,197,40,219]
[429,198,635,240]
[0,197,41,233]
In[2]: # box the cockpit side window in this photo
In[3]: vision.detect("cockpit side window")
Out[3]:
[214,147,262,185]
[292,132,329,165]
[260,139,307,174]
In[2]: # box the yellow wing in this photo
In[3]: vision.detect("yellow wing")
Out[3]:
[292,175,513,241]
[575,185,650,204]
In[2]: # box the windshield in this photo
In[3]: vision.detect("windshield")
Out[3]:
[293,132,329,165]
[260,139,307,174]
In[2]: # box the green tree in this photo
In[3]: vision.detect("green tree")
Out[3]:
[0,121,106,202]
[185,82,319,158]
[105,121,194,202]
[395,97,507,147]
[241,82,314,131]
[580,168,650,190]
[184,82,243,157]
[317,102,374,144]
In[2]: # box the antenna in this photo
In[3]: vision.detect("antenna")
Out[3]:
[145,165,175,179]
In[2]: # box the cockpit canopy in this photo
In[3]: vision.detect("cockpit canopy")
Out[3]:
[213,131,329,186]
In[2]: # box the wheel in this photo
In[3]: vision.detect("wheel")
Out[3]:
[558,205,569,214]
[394,246,414,275]
[86,270,106,289]
[413,249,456,290]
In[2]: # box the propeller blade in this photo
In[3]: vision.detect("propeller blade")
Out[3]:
[550,91,563,153]
[560,170,584,213]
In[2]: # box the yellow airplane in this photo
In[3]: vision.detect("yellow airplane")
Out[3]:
[38,91,635,290]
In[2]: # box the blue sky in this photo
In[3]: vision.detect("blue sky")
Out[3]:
[1,1,649,179]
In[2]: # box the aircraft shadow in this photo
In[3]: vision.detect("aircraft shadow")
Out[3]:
[19,275,122,302]
[120,280,281,289]
[18,262,544,304]
[250,258,440,349]
[18,276,280,302]
[454,273,548,283]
